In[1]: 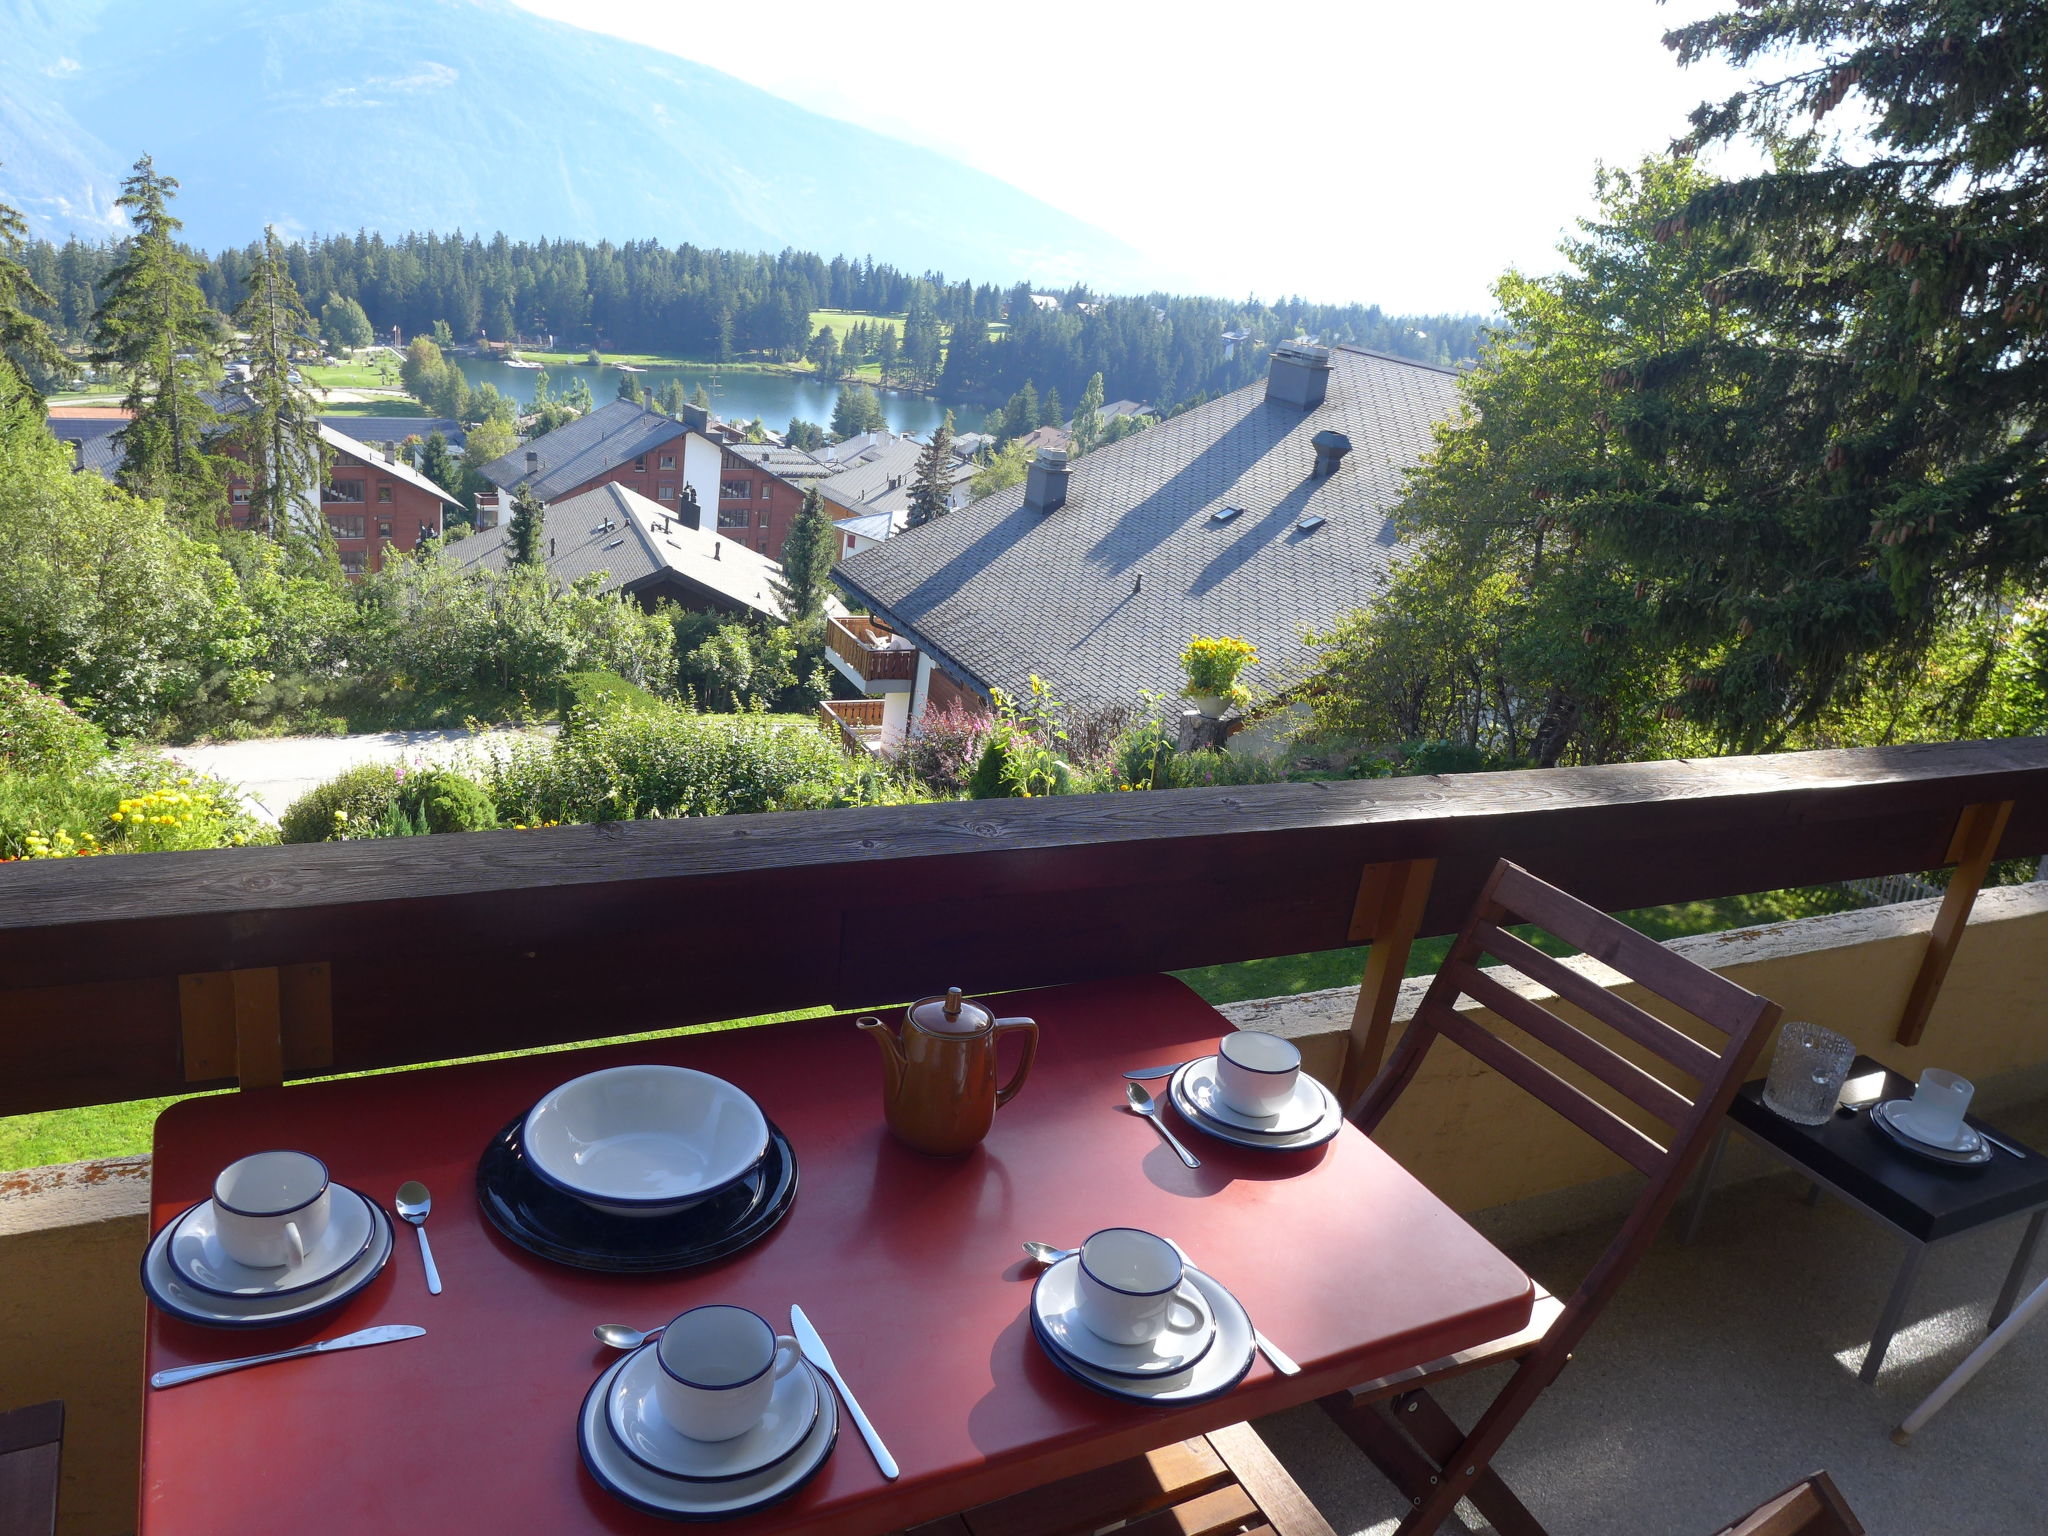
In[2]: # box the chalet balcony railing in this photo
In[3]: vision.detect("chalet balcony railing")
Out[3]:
[0,737,2044,1119]
[827,614,918,684]
[819,697,888,755]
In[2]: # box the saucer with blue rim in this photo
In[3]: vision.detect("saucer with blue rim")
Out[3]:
[1169,1064,1343,1152]
[1030,1262,1257,1405]
[1031,1254,1217,1378]
[142,1196,392,1328]
[1178,1056,1333,1136]
[168,1184,377,1299]
[606,1341,823,1483]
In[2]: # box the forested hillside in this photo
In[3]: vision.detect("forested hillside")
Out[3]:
[20,230,1487,413]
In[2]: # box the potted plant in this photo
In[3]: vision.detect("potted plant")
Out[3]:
[1179,635,1257,718]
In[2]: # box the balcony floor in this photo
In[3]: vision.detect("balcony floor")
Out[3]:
[1260,1095,2048,1535]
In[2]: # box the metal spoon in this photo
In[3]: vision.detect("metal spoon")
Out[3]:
[594,1322,663,1350]
[1125,1080,1201,1168]
[1022,1240,1075,1267]
[395,1181,442,1295]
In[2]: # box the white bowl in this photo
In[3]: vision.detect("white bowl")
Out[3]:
[523,1066,770,1218]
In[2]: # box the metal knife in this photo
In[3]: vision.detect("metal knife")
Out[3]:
[1123,1059,1196,1081]
[791,1305,898,1479]
[151,1325,425,1389]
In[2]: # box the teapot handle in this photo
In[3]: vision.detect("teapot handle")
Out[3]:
[992,1018,1038,1108]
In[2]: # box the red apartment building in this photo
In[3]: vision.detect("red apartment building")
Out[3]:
[718,444,832,557]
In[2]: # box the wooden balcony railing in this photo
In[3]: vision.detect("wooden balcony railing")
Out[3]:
[0,737,2044,1119]
[827,615,918,684]
[819,698,888,755]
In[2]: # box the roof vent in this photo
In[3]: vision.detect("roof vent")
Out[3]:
[604,537,625,550]
[525,450,540,473]
[1311,429,1352,480]
[1266,344,1332,411]
[1024,449,1071,515]
[1209,505,1244,524]
[1295,513,1327,533]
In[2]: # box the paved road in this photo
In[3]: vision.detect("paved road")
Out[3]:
[167,727,552,824]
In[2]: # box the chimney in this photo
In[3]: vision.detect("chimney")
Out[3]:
[1024,449,1071,515]
[524,450,539,475]
[681,403,710,434]
[1266,344,1332,410]
[384,442,396,464]
[1311,429,1352,480]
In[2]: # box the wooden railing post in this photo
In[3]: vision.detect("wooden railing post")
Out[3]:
[180,963,333,1089]
[1894,800,2013,1048]
[1340,859,1436,1105]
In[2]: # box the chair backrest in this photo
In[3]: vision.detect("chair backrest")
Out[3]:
[1352,859,1782,1373]
[0,1400,63,1536]
[1711,1472,1864,1536]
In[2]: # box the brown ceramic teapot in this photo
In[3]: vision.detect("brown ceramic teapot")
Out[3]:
[857,988,1038,1155]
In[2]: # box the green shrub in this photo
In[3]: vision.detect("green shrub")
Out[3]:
[279,762,404,843]
[0,675,107,776]
[404,766,497,832]
[559,670,664,737]
[0,754,266,860]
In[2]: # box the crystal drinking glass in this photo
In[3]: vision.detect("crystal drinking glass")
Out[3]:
[1762,1021,1856,1126]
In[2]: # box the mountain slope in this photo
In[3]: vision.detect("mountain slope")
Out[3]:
[0,0,1142,286]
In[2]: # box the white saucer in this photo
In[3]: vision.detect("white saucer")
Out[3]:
[607,1342,822,1482]
[580,1352,837,1519]
[1179,1056,1332,1135]
[142,1198,393,1328]
[1880,1100,1985,1154]
[1170,1064,1343,1152]
[1031,1263,1257,1404]
[1032,1255,1216,1378]
[1872,1101,1992,1166]
[169,1185,377,1298]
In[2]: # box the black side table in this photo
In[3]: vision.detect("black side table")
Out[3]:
[1681,1054,2048,1382]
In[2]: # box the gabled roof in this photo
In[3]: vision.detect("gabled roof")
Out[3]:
[443,482,785,620]
[321,415,466,450]
[477,399,692,501]
[729,443,833,480]
[44,411,127,480]
[319,424,463,506]
[833,509,904,544]
[814,431,973,513]
[834,346,1462,708]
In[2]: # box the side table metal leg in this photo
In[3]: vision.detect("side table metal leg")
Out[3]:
[1680,1123,1731,1247]
[1896,1271,2048,1444]
[1990,1211,2046,1331]
[1862,1242,1927,1385]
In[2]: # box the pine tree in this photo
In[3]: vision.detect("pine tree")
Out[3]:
[615,367,638,401]
[229,227,330,544]
[507,484,545,567]
[417,430,458,499]
[89,155,224,519]
[0,181,65,399]
[1042,387,1063,430]
[906,412,956,528]
[691,382,712,410]
[830,382,883,440]
[1070,371,1105,456]
[772,485,837,622]
[1003,381,1039,442]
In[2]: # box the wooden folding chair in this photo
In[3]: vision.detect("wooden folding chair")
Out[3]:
[0,1401,63,1536]
[1708,1472,1863,1536]
[1324,858,1783,1536]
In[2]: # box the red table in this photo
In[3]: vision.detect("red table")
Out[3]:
[142,975,1532,1535]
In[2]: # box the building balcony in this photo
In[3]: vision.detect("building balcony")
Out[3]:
[2,738,2046,1533]
[819,696,889,755]
[826,613,918,692]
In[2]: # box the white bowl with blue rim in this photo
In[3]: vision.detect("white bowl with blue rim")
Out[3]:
[522,1065,770,1219]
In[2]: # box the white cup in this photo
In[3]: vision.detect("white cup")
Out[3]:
[211,1150,331,1269]
[654,1305,803,1443]
[1907,1069,1974,1144]
[1076,1228,1204,1346]
[1216,1031,1301,1117]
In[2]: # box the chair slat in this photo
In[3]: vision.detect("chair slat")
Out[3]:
[1206,1423,1338,1536]
[1116,1484,1258,1536]
[1454,964,1694,1130]
[1471,922,1721,1083]
[962,1438,1229,1536]
[1711,1472,1864,1536]
[1424,993,1666,1174]
[1489,863,1771,1034]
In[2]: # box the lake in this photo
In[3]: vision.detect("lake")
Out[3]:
[458,358,947,436]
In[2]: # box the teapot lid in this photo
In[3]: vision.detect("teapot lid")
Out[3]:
[907,987,992,1035]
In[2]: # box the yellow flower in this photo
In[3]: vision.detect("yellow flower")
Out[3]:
[110,811,123,822]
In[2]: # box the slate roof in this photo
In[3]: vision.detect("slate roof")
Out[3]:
[814,431,976,522]
[729,443,834,480]
[319,425,463,506]
[320,415,465,450]
[44,412,126,479]
[833,346,1462,708]
[443,482,784,619]
[477,399,691,501]
[834,509,903,544]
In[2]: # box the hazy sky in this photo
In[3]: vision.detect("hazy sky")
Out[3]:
[514,0,1754,315]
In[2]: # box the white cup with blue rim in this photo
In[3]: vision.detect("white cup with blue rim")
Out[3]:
[1076,1228,1205,1346]
[654,1305,804,1442]
[211,1150,332,1269]
[1216,1031,1302,1117]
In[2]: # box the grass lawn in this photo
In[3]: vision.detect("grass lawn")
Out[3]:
[319,397,429,418]
[809,309,902,340]
[0,1006,829,1172]
[303,360,401,390]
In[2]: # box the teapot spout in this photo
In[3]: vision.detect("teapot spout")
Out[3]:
[856,1016,905,1098]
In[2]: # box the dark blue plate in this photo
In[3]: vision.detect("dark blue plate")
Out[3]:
[475,1114,796,1273]
[1029,1304,1255,1406]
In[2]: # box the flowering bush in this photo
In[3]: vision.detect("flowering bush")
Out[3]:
[1179,635,1259,710]
[0,757,264,860]
[889,702,997,795]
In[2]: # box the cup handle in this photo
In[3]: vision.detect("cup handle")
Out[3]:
[993,1018,1038,1108]
[771,1335,803,1379]
[1166,1293,1207,1333]
[283,1221,307,1268]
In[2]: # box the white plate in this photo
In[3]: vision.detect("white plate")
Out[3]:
[168,1184,377,1298]
[607,1342,822,1482]
[1880,1099,1985,1154]
[1169,1065,1344,1152]
[1031,1255,1216,1378]
[1872,1102,1992,1166]
[1179,1057,1332,1135]
[142,1199,393,1328]
[1030,1264,1257,1405]
[579,1352,837,1519]
[524,1065,771,1218]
